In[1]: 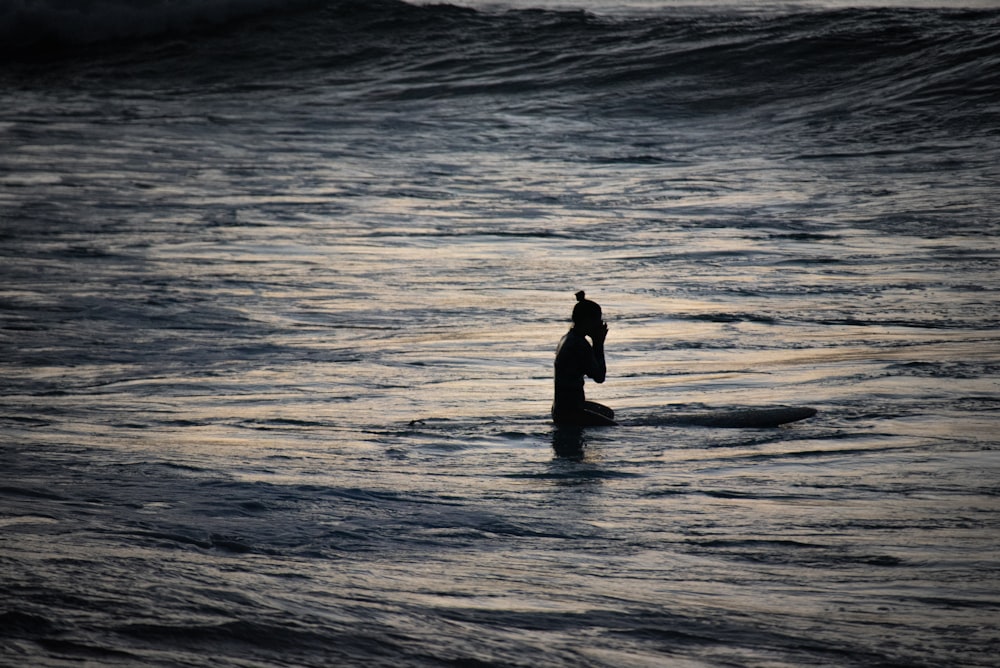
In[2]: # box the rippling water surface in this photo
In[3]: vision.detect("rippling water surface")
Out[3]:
[2,0,998,665]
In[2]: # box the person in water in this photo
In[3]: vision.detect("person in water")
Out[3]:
[551,291,617,426]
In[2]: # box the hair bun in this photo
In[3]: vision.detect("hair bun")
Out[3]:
[575,290,586,302]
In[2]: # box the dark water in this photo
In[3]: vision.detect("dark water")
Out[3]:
[2,1,999,665]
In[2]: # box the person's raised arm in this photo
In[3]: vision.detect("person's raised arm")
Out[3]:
[589,322,607,383]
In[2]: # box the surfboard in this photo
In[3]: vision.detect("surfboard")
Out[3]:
[653,406,817,428]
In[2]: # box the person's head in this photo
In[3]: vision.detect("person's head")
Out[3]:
[571,290,603,335]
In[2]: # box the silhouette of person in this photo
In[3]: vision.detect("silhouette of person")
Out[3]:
[551,291,617,427]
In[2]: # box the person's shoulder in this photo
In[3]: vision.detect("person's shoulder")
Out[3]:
[564,330,591,350]
[557,329,581,350]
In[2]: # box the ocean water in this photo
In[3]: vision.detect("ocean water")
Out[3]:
[2,0,999,666]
